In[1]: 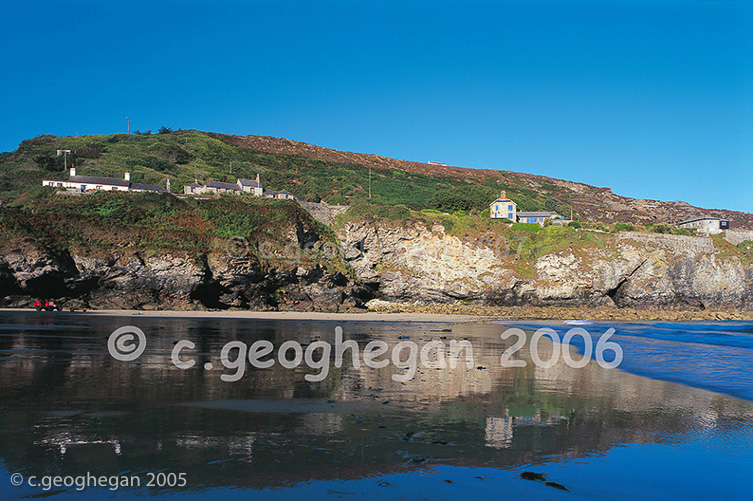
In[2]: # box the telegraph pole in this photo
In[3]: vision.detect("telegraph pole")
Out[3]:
[126,117,131,134]
[57,149,71,171]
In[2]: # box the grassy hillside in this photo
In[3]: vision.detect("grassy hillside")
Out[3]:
[0,190,347,275]
[0,130,553,213]
[3,129,751,227]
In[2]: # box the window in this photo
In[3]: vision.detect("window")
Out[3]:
[508,213,513,219]
[508,205,513,211]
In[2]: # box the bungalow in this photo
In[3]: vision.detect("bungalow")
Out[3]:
[264,189,297,200]
[202,181,242,195]
[42,167,169,193]
[517,211,562,226]
[183,182,202,195]
[184,174,297,200]
[489,190,517,220]
[678,216,729,235]
[238,174,263,196]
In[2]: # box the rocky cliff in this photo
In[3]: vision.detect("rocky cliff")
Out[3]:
[337,221,753,310]
[2,220,752,311]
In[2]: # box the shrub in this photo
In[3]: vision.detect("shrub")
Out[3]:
[568,221,581,229]
[651,222,672,234]
[613,222,636,232]
[426,185,497,212]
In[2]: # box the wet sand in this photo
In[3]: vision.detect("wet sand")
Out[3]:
[4,305,753,321]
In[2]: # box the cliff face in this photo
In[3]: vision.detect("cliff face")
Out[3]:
[0,245,371,312]
[337,222,753,310]
[2,221,751,311]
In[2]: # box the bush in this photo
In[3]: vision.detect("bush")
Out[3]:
[613,222,636,232]
[568,221,581,229]
[651,222,672,234]
[580,221,609,232]
[426,185,497,212]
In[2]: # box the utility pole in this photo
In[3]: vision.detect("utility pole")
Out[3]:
[126,117,131,134]
[57,149,71,171]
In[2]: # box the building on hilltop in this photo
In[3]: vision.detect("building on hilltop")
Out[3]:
[42,167,170,193]
[677,216,729,235]
[489,190,517,220]
[184,173,297,200]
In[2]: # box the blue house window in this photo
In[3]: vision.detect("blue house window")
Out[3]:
[508,213,513,219]
[508,205,513,211]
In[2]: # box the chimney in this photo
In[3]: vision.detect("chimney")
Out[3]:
[166,175,171,192]
[256,173,260,185]
[70,166,76,177]
[124,170,130,181]
[500,190,506,200]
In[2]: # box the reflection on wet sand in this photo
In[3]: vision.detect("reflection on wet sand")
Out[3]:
[1,312,752,493]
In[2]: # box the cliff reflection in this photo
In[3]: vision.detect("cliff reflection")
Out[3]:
[1,312,751,491]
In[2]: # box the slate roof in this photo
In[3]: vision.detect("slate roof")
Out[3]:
[68,175,129,187]
[489,198,516,206]
[238,179,261,187]
[678,216,728,225]
[517,212,561,218]
[130,183,169,193]
[206,181,241,190]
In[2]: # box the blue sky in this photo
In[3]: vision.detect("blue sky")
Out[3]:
[2,0,751,211]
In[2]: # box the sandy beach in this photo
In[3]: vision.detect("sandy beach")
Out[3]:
[5,305,753,322]
[0,308,491,323]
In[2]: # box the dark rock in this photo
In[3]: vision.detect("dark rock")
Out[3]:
[520,471,546,481]
[546,481,569,491]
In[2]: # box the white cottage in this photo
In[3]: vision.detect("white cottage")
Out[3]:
[489,190,517,220]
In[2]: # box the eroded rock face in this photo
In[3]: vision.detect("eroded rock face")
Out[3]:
[337,223,753,310]
[2,223,751,311]
[0,244,370,312]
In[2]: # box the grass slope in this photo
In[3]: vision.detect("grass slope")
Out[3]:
[0,130,555,212]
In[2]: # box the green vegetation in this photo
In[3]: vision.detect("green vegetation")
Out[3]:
[338,202,609,278]
[649,222,672,234]
[0,130,568,213]
[711,235,753,264]
[613,222,636,232]
[0,190,346,273]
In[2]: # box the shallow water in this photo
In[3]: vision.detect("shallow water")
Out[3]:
[0,312,751,499]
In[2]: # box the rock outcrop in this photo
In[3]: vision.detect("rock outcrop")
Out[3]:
[337,222,753,310]
[2,220,752,311]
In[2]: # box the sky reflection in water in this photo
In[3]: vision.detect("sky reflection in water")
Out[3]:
[0,312,751,499]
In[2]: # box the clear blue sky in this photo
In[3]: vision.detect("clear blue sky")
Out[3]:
[2,0,751,211]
